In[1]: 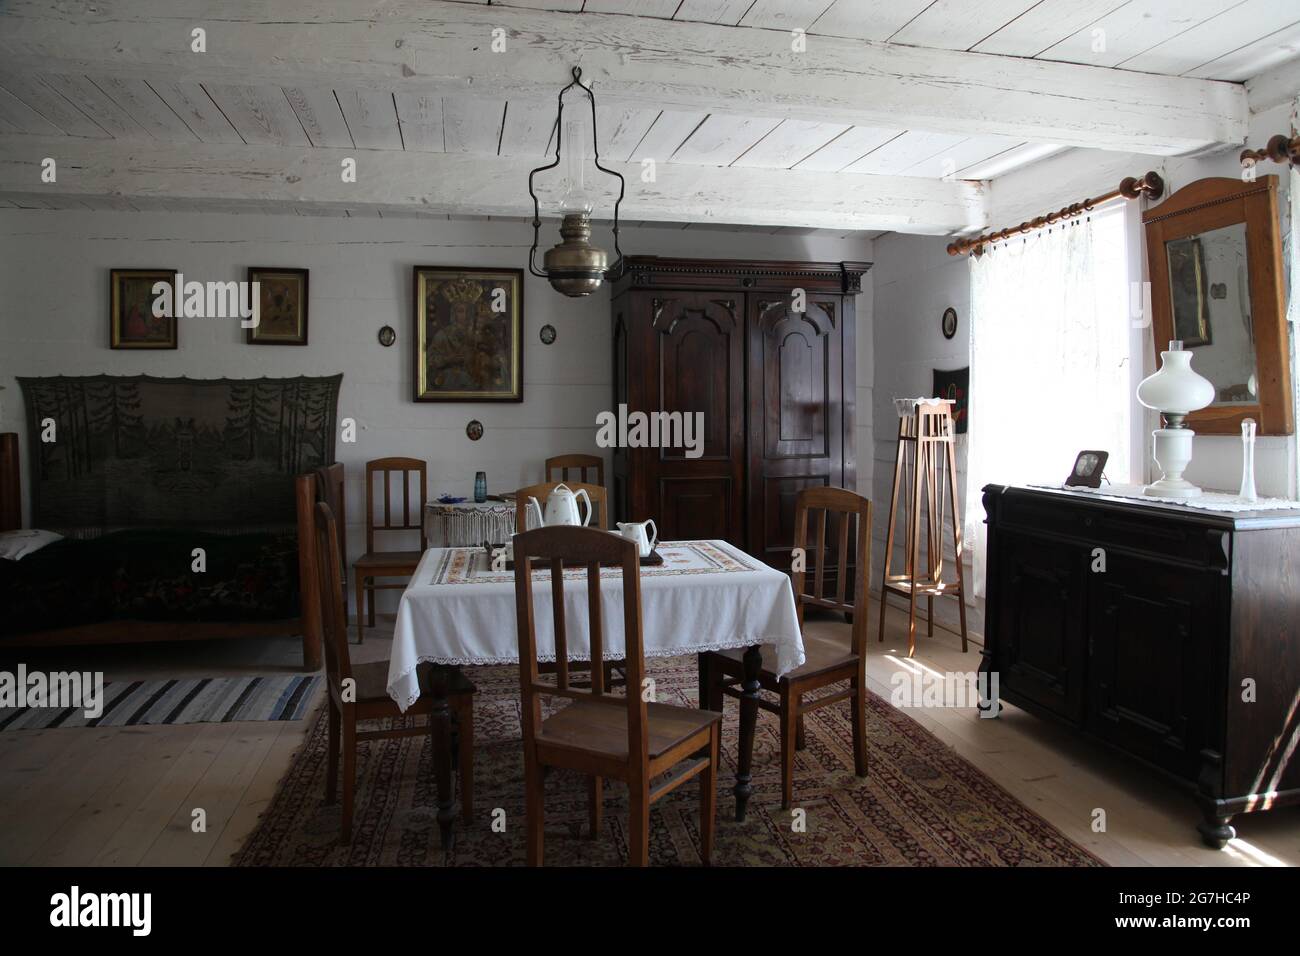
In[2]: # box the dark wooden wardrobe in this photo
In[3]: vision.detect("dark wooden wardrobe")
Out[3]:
[609,256,870,568]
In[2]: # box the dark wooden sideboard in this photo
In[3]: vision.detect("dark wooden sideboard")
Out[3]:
[609,256,869,568]
[981,484,1300,847]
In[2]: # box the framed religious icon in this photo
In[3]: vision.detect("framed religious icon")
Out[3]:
[247,267,309,345]
[110,268,178,349]
[413,266,523,402]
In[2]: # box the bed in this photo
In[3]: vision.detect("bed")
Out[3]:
[0,374,341,670]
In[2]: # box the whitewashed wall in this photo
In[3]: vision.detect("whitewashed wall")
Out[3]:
[0,210,873,611]
[870,232,980,640]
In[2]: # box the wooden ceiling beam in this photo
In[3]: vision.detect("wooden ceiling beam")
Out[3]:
[0,0,1246,155]
[0,136,985,234]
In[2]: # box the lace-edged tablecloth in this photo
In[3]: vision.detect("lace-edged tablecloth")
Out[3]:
[388,539,805,710]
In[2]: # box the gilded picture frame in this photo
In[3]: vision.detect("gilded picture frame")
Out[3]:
[413,266,523,402]
[110,269,178,349]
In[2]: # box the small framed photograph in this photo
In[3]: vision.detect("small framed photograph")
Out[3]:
[1065,450,1109,488]
[110,269,178,349]
[247,267,309,345]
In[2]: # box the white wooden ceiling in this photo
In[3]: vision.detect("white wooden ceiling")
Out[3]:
[0,0,1295,228]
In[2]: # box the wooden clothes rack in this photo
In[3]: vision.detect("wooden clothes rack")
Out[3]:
[879,400,968,658]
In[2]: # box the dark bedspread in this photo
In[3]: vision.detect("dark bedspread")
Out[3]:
[0,528,300,638]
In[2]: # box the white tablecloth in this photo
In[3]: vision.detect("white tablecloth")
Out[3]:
[388,540,805,710]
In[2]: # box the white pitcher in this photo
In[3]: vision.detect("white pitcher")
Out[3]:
[527,483,591,528]
[617,519,658,557]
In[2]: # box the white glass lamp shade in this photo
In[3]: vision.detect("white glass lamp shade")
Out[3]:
[1136,343,1215,417]
[1136,342,1215,499]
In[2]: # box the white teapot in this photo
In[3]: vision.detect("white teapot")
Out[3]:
[526,483,592,528]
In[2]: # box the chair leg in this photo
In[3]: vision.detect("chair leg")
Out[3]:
[628,782,650,867]
[850,672,868,777]
[780,692,798,811]
[366,579,376,627]
[700,725,719,866]
[588,776,603,839]
[795,714,807,751]
[524,751,544,866]
[457,699,474,822]
[325,697,340,805]
[353,576,366,645]
[340,717,356,845]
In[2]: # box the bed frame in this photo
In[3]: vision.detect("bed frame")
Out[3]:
[0,432,322,671]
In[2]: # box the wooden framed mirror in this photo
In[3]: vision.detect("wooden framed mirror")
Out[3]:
[1142,175,1291,435]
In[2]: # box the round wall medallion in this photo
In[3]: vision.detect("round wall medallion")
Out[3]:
[539,324,557,345]
[378,325,396,347]
[466,419,484,441]
[941,307,958,340]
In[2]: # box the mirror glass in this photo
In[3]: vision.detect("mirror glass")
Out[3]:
[1163,222,1257,406]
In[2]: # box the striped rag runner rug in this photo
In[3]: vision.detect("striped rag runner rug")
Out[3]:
[0,674,322,731]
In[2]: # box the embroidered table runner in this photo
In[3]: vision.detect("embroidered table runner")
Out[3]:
[388,540,804,710]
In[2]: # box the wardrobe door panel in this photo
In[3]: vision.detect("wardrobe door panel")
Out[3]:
[747,295,844,567]
[635,293,745,547]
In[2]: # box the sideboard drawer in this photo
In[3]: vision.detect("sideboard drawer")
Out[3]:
[995,489,1229,570]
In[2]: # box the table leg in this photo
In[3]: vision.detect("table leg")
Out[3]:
[733,644,761,822]
[429,666,456,851]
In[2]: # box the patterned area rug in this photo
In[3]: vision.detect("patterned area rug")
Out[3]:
[234,658,1102,866]
[0,675,321,730]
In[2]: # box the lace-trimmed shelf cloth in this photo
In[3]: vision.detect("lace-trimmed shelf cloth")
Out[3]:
[1033,483,1300,513]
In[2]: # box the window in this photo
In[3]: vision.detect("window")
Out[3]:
[964,202,1132,595]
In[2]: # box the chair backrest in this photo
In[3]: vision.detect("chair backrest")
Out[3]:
[514,481,608,533]
[513,525,647,767]
[312,500,354,694]
[315,462,347,576]
[792,486,872,658]
[544,454,604,488]
[364,457,427,553]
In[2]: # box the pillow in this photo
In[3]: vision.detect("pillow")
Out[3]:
[0,529,64,561]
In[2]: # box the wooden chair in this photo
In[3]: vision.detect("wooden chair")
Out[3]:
[312,500,474,844]
[314,463,348,615]
[354,457,427,644]
[513,525,722,866]
[514,480,608,532]
[544,453,604,488]
[515,481,620,689]
[699,486,871,809]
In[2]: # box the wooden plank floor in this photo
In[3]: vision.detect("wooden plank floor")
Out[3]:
[1,603,1297,867]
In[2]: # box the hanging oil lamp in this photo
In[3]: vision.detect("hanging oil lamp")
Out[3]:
[527,67,625,297]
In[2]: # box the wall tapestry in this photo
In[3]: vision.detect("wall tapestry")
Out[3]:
[17,374,342,531]
[413,266,523,402]
[932,366,969,435]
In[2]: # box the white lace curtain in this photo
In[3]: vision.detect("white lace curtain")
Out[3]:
[964,203,1131,596]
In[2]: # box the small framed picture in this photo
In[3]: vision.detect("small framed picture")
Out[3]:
[110,269,178,349]
[247,267,309,345]
[1065,450,1109,488]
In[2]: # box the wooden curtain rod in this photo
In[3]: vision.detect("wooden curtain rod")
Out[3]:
[1240,134,1300,170]
[946,171,1164,257]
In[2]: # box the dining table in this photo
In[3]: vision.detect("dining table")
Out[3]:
[387,538,805,849]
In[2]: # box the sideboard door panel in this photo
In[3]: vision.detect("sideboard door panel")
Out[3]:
[1088,555,1210,779]
[995,531,1086,723]
[747,295,843,569]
